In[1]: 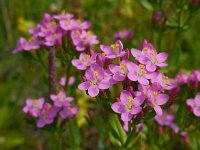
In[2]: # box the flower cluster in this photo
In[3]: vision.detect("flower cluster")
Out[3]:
[13,12,99,54]
[23,90,78,128]
[74,39,177,125]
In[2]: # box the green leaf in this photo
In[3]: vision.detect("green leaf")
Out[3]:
[139,0,154,11]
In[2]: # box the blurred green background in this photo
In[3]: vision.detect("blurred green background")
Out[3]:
[0,0,200,149]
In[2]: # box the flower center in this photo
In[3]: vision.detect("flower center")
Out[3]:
[127,96,133,102]
[143,47,148,51]
[150,50,155,55]
[111,43,119,52]
[126,103,132,110]
[153,92,158,96]
[152,100,158,106]
[93,71,99,78]
[90,80,97,85]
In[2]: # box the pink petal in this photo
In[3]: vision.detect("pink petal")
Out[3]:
[157,52,168,62]
[157,94,169,105]
[121,112,133,122]
[120,90,132,103]
[146,62,156,72]
[154,106,162,116]
[113,72,125,81]
[127,72,137,81]
[111,102,126,113]
[138,56,149,65]
[186,99,195,107]
[98,78,110,89]
[78,81,90,90]
[127,62,137,72]
[133,95,145,106]
[156,62,168,67]
[88,85,99,97]
[109,64,121,73]
[131,48,141,59]
[193,108,200,117]
[195,93,200,104]
[50,95,57,101]
[130,107,142,115]
[138,77,149,85]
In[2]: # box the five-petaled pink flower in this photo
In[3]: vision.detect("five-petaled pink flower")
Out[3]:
[111,90,145,122]
[187,92,200,117]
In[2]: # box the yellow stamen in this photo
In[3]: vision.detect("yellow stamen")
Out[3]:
[93,71,98,78]
[153,100,158,106]
[102,53,106,56]
[127,96,133,102]
[139,64,145,69]
[143,47,148,51]
[153,92,158,96]
[153,58,158,63]
[126,103,132,110]
[85,54,90,59]
[90,80,96,85]
[150,50,155,55]
[111,43,119,51]
[120,63,127,70]
[141,69,146,75]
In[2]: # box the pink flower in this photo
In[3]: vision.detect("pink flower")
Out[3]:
[109,60,128,81]
[71,30,99,51]
[111,90,145,122]
[127,62,150,85]
[131,47,168,72]
[78,64,111,97]
[187,92,200,117]
[147,90,169,116]
[188,70,200,88]
[175,72,188,85]
[114,29,133,40]
[23,98,44,117]
[50,90,74,107]
[59,106,79,119]
[72,52,96,70]
[13,37,40,54]
[59,76,75,86]
[100,40,126,59]
[37,103,59,128]
[154,111,179,133]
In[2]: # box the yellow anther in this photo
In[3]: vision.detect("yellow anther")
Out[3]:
[76,19,81,23]
[85,54,90,59]
[81,58,84,62]
[87,31,92,35]
[153,92,158,96]
[139,64,145,69]
[90,80,96,85]
[120,63,127,70]
[66,19,71,23]
[165,80,170,85]
[162,75,168,80]
[33,99,38,105]
[111,44,119,50]
[150,50,155,55]
[147,85,151,89]
[153,58,158,63]
[143,47,148,51]
[102,53,106,56]
[127,96,133,102]
[126,103,132,110]
[93,71,98,78]
[153,100,158,106]
[141,69,146,75]
[47,104,52,110]
[75,30,80,35]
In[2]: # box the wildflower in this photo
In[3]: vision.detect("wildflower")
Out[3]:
[50,90,74,107]
[37,103,59,128]
[175,72,188,85]
[59,76,75,86]
[12,37,40,54]
[187,92,200,117]
[147,90,169,116]
[100,40,126,59]
[78,64,110,97]
[114,29,133,40]
[156,73,177,90]
[71,30,99,51]
[109,60,128,81]
[131,48,168,72]
[127,62,150,85]
[154,111,179,133]
[188,70,200,88]
[59,106,79,119]
[23,98,44,117]
[111,90,144,122]
[72,52,96,70]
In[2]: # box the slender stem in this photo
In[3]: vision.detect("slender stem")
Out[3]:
[48,47,57,95]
